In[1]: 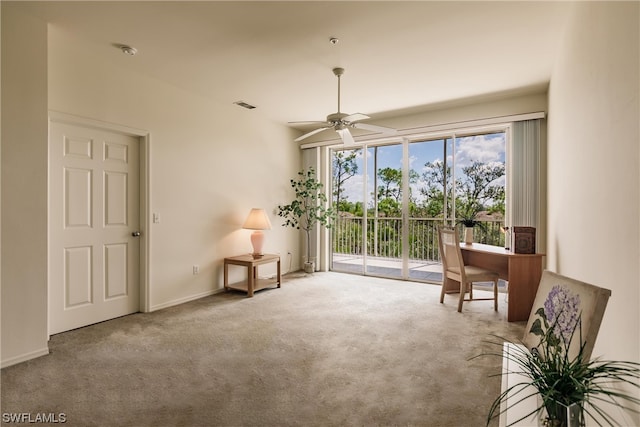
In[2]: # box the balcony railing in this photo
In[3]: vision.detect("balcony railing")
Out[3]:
[332,216,505,262]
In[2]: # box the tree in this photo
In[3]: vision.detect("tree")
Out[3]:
[419,160,453,218]
[332,150,360,212]
[377,167,402,204]
[456,161,505,220]
[373,167,422,218]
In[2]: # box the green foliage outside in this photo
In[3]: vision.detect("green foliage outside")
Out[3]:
[331,149,506,261]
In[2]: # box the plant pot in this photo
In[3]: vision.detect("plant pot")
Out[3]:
[537,397,585,427]
[464,227,474,244]
[303,261,315,274]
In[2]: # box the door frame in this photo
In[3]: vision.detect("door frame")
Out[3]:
[48,111,151,337]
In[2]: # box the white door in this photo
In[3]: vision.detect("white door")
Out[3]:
[49,121,140,334]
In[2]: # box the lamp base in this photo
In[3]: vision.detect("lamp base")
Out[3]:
[250,230,265,258]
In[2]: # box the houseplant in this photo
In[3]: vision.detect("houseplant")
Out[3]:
[457,216,486,244]
[480,296,640,426]
[277,168,336,274]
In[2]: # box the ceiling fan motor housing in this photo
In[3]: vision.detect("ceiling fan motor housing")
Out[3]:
[327,112,349,125]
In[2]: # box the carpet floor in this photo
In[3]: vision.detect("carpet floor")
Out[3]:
[1,272,525,426]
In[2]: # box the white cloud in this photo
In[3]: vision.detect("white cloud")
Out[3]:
[339,173,366,203]
[409,154,418,169]
[455,134,505,168]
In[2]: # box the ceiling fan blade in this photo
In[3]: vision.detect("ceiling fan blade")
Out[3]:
[343,113,370,123]
[352,122,398,135]
[288,121,329,125]
[294,126,333,142]
[336,128,356,146]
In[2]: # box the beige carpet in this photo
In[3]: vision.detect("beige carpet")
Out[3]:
[1,272,525,426]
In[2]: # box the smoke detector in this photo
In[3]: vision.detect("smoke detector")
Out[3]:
[120,45,137,56]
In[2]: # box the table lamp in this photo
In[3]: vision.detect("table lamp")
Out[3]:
[242,208,272,258]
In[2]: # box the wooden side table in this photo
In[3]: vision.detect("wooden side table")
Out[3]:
[223,253,281,297]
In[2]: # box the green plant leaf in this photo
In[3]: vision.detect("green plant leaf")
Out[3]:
[529,318,544,337]
[276,167,336,259]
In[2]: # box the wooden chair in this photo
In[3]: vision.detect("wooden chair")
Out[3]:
[437,225,499,312]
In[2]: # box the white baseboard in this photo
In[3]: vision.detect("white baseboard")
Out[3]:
[1,347,50,369]
[149,288,225,312]
[2,289,227,367]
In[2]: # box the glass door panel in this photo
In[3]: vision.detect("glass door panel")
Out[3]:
[331,148,365,274]
[453,133,506,245]
[407,138,452,281]
[366,144,404,278]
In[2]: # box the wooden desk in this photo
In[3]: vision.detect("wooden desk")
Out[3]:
[224,254,281,297]
[445,243,544,322]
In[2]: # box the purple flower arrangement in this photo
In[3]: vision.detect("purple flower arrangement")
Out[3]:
[481,281,640,426]
[542,285,581,349]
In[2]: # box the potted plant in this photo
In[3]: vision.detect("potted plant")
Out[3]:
[457,216,486,244]
[277,168,336,274]
[480,308,640,426]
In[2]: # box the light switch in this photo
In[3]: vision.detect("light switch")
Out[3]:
[153,213,160,224]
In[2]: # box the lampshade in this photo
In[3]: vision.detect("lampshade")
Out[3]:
[242,208,272,230]
[243,208,271,258]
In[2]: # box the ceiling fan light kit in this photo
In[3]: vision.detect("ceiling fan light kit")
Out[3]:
[291,67,397,145]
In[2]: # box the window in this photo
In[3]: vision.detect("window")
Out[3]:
[330,129,507,281]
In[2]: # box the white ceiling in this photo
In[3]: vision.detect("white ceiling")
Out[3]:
[18,1,574,130]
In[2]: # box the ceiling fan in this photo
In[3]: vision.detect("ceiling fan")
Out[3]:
[290,67,397,145]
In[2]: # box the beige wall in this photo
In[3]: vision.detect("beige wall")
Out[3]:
[380,91,548,133]
[1,8,302,366]
[304,91,549,146]
[1,7,50,366]
[548,0,639,365]
[47,27,303,311]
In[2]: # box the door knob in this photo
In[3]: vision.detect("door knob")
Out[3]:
[131,231,141,237]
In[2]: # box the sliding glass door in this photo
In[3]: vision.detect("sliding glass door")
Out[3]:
[331,148,366,274]
[407,138,453,281]
[330,143,406,278]
[330,130,506,281]
[366,144,404,278]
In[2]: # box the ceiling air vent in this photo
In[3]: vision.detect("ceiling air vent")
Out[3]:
[233,101,256,110]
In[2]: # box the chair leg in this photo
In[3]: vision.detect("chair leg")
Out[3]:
[493,279,499,311]
[457,281,466,312]
[440,280,446,304]
[469,282,473,299]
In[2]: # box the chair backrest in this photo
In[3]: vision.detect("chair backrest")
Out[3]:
[437,226,465,278]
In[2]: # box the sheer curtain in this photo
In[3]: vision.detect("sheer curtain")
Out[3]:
[509,119,542,248]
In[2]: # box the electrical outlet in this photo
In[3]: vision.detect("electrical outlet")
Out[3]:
[192,265,199,275]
